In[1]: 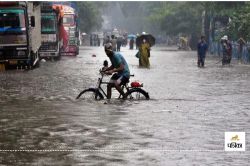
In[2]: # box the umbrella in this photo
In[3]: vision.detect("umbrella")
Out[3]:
[127,34,136,39]
[136,34,155,47]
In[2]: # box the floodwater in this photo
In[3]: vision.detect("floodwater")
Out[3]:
[0,46,249,165]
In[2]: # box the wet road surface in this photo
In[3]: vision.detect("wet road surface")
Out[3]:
[0,46,250,165]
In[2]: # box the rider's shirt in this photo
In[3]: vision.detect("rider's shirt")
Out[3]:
[110,52,130,78]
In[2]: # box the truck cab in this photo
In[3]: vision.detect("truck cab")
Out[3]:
[61,5,79,56]
[0,2,41,69]
[39,3,61,60]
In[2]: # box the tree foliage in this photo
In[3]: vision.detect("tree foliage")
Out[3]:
[226,2,250,40]
[160,2,203,36]
[75,1,250,41]
[145,1,247,40]
[77,2,106,33]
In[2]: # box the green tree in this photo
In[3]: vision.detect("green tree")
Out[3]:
[77,2,106,33]
[142,2,201,35]
[226,2,250,40]
[202,1,245,41]
[146,1,246,40]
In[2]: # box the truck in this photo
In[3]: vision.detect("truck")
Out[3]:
[57,4,79,56]
[38,2,62,60]
[0,2,41,69]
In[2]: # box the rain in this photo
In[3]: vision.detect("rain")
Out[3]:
[0,1,249,165]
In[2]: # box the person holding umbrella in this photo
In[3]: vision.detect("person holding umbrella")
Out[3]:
[136,33,140,49]
[129,38,135,50]
[136,32,155,68]
[138,38,151,68]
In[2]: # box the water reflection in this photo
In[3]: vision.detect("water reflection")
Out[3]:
[0,46,249,165]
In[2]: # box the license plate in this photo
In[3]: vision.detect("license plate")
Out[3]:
[0,64,5,71]
[9,60,17,65]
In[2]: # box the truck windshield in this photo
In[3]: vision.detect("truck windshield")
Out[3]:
[41,13,57,34]
[0,8,27,45]
[63,14,75,26]
[0,9,26,34]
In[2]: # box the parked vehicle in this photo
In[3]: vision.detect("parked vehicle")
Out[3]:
[0,2,41,69]
[59,4,79,56]
[38,2,62,60]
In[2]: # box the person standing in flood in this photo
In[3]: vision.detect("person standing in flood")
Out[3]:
[117,37,122,52]
[139,39,151,68]
[103,36,110,46]
[129,38,134,50]
[221,35,232,66]
[197,35,208,67]
[237,37,246,63]
[111,35,117,51]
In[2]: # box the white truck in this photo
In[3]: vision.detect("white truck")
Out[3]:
[0,2,41,69]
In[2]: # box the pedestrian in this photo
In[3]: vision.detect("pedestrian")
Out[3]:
[136,33,140,49]
[102,43,130,99]
[97,35,100,47]
[90,34,93,46]
[138,38,150,68]
[129,38,134,50]
[117,37,122,52]
[221,35,232,66]
[122,36,126,47]
[105,36,110,45]
[111,35,117,51]
[93,35,97,46]
[237,37,246,63]
[105,36,110,44]
[81,33,85,45]
[95,35,98,46]
[197,35,208,67]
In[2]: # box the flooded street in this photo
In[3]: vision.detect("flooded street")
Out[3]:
[0,46,249,165]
